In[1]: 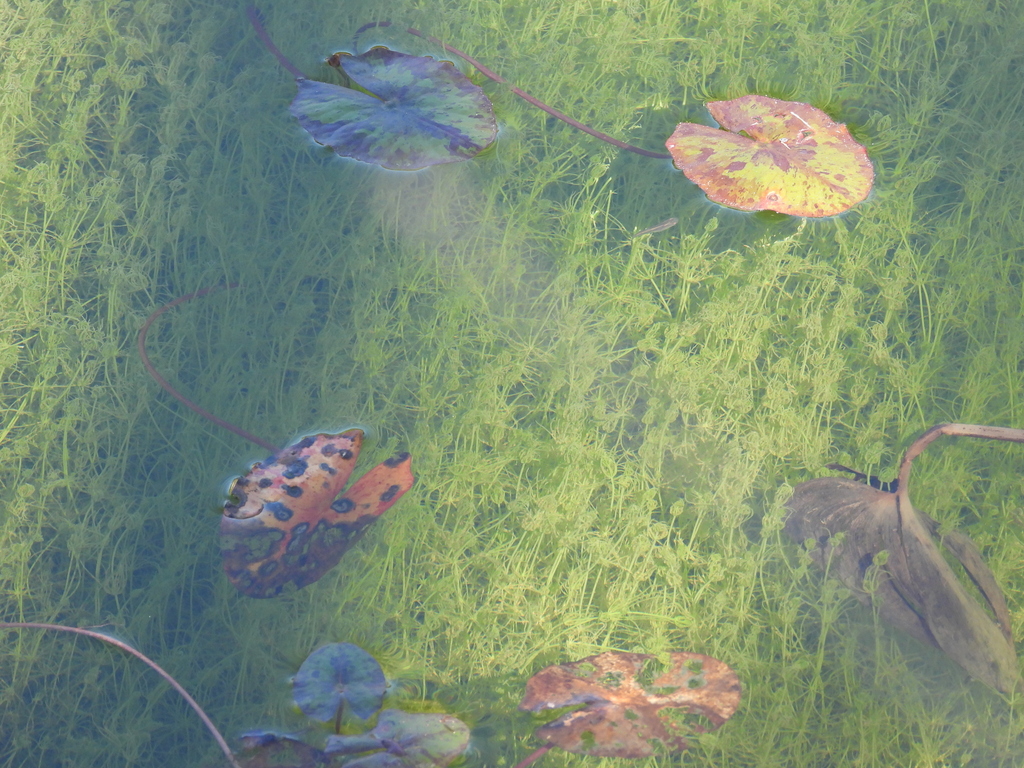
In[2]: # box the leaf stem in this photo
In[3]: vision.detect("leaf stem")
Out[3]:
[513,744,554,768]
[897,422,1024,493]
[138,284,280,454]
[355,21,673,160]
[247,5,307,80]
[0,622,243,768]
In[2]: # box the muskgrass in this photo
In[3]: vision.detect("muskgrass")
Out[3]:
[2,0,1024,766]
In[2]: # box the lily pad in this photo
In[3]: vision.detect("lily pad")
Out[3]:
[518,651,741,759]
[786,423,1024,693]
[665,95,873,217]
[293,643,387,722]
[291,48,497,170]
[324,709,471,768]
[220,430,415,598]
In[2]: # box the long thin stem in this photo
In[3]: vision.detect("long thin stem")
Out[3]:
[0,622,243,768]
[138,284,279,454]
[247,5,306,79]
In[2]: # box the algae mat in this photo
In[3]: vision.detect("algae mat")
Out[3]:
[2,0,1024,765]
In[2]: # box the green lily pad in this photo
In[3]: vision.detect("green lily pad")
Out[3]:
[293,643,387,722]
[324,709,471,768]
[665,95,874,217]
[291,47,497,170]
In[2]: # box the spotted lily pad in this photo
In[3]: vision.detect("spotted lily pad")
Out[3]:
[324,710,471,768]
[519,651,741,759]
[291,48,497,170]
[220,429,415,598]
[665,95,873,217]
[293,643,387,723]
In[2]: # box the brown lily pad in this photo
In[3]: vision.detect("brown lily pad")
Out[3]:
[518,651,741,759]
[786,423,1024,693]
[220,430,414,598]
[665,95,873,217]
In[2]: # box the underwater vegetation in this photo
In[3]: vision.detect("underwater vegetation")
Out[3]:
[3,0,1024,766]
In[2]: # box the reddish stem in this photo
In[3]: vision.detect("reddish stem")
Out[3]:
[138,284,279,454]
[247,5,306,79]
[402,26,671,159]
[0,622,242,768]
[513,744,554,768]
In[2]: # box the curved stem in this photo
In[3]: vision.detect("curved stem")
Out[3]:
[897,422,1024,496]
[0,622,242,768]
[513,743,554,768]
[247,5,306,80]
[138,284,279,454]
[355,21,672,160]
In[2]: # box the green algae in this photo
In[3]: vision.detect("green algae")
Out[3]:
[2,0,1024,766]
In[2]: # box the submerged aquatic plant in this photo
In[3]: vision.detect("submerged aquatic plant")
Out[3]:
[786,423,1024,694]
[138,285,415,598]
[240,643,470,768]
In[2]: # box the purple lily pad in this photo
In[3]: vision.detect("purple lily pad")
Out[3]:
[324,709,470,768]
[291,48,497,170]
[293,643,386,722]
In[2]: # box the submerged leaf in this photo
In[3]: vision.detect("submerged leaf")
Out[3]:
[665,95,873,217]
[519,651,741,758]
[324,709,471,768]
[291,48,497,170]
[293,643,386,722]
[786,423,1024,693]
[220,430,415,598]
[235,731,327,768]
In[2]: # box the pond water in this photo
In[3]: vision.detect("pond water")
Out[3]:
[2,0,1023,765]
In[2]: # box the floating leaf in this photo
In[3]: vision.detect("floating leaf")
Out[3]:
[786,423,1024,693]
[293,643,387,722]
[290,48,497,170]
[220,430,415,598]
[324,709,471,768]
[518,651,741,759]
[665,95,873,217]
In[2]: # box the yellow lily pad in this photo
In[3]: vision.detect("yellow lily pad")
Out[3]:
[665,95,874,217]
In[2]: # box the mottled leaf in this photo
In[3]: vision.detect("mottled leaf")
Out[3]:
[519,651,741,758]
[324,710,470,768]
[293,643,386,722]
[291,47,497,170]
[220,430,415,598]
[665,95,873,217]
